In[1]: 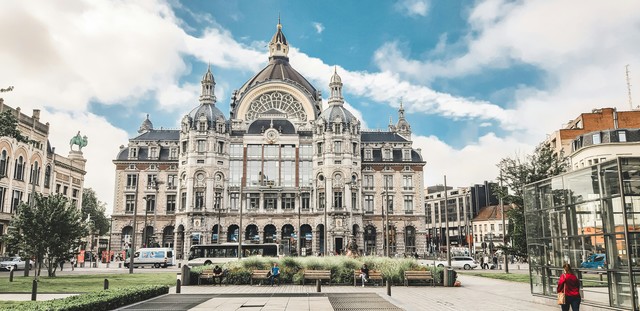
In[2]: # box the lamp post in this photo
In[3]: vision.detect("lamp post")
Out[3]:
[319,175,328,256]
[499,170,508,273]
[129,173,141,274]
[444,176,451,267]
[383,179,389,257]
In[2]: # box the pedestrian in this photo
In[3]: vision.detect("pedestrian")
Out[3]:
[359,263,370,287]
[269,262,280,286]
[483,255,490,269]
[492,256,498,269]
[70,256,76,271]
[480,257,485,269]
[59,259,64,271]
[557,263,581,311]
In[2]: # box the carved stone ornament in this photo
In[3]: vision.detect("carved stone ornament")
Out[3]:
[246,91,307,121]
[264,128,279,144]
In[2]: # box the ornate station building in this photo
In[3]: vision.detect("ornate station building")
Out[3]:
[111,22,426,259]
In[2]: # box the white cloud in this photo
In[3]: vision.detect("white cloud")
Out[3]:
[313,22,324,34]
[394,0,430,17]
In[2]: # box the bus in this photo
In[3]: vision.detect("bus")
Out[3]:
[124,247,175,268]
[188,243,281,266]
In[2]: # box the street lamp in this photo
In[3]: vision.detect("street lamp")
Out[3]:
[318,175,328,256]
[142,178,163,248]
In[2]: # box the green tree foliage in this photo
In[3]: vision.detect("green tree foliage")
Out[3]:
[497,143,568,257]
[3,194,88,277]
[0,110,29,143]
[81,188,109,235]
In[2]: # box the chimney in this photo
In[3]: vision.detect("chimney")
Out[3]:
[32,109,40,121]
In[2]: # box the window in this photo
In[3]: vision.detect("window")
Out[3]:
[180,192,187,210]
[352,143,358,154]
[619,130,627,142]
[14,156,24,180]
[364,195,374,213]
[194,191,205,210]
[364,175,374,189]
[317,142,323,155]
[230,193,239,210]
[0,150,7,176]
[404,195,413,214]
[126,195,139,213]
[301,193,310,210]
[403,175,413,190]
[170,148,178,159]
[181,141,188,153]
[72,188,79,198]
[490,224,495,231]
[386,195,394,214]
[166,195,176,213]
[384,175,393,189]
[282,195,295,210]
[383,149,391,160]
[264,194,276,210]
[299,144,312,159]
[126,174,137,189]
[197,140,206,152]
[147,174,157,189]
[334,141,342,153]
[352,192,357,210]
[0,187,5,213]
[592,133,601,144]
[217,141,224,154]
[248,194,259,210]
[319,192,326,210]
[11,190,22,214]
[29,162,40,185]
[145,195,156,212]
[167,174,177,189]
[498,224,503,232]
[149,147,158,158]
[63,186,68,195]
[198,121,206,132]
[365,149,372,160]
[214,192,222,210]
[44,165,51,188]
[333,191,343,210]
[129,148,137,158]
[403,149,411,161]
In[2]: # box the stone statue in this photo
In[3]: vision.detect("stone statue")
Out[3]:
[69,131,88,151]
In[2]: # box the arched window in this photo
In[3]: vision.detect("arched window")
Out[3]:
[0,150,7,176]
[44,165,51,188]
[14,156,24,180]
[30,161,39,185]
[405,226,416,254]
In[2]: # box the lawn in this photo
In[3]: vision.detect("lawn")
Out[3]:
[459,272,531,283]
[0,273,176,293]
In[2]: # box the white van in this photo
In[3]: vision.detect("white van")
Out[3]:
[125,248,174,268]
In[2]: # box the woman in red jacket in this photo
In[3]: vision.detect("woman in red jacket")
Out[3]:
[557,263,581,311]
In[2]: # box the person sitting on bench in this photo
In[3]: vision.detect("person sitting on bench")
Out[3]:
[269,262,280,286]
[213,265,224,285]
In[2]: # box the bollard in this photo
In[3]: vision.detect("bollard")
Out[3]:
[316,279,321,292]
[517,265,520,270]
[31,279,38,301]
[118,263,122,269]
[9,269,14,282]
[104,279,109,290]
[176,279,181,294]
[181,265,191,285]
[386,280,391,296]
[106,263,110,268]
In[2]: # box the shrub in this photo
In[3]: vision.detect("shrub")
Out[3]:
[9,285,168,311]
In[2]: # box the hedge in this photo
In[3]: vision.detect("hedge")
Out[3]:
[8,285,169,311]
[190,256,455,285]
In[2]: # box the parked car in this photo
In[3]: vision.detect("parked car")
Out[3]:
[581,254,606,269]
[0,257,33,271]
[434,256,478,270]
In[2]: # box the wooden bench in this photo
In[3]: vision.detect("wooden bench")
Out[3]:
[302,270,331,285]
[198,269,214,285]
[404,270,435,286]
[251,270,272,285]
[354,269,383,286]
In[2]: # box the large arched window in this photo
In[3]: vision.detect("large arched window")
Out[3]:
[227,225,239,242]
[405,226,416,254]
[0,150,8,176]
[364,225,376,256]
[263,224,276,243]
[44,165,51,188]
[30,161,39,185]
[14,156,24,180]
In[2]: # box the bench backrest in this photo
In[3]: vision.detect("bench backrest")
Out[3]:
[201,269,214,274]
[404,271,433,277]
[304,270,331,276]
[354,269,382,277]
[252,270,271,276]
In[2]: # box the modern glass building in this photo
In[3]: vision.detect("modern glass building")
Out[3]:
[525,157,640,310]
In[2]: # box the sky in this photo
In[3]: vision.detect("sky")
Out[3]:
[1,0,639,213]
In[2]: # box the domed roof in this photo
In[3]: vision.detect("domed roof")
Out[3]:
[188,103,226,124]
[330,67,341,84]
[138,114,153,133]
[237,58,319,100]
[319,105,357,124]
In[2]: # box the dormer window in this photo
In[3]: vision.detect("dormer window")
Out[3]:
[384,149,392,161]
[149,147,158,159]
[217,123,224,133]
[335,123,341,133]
[129,148,138,158]
[334,141,342,154]
[365,149,372,160]
[170,148,178,159]
[198,121,207,132]
[403,149,411,161]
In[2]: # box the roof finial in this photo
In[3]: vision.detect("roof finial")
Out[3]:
[399,97,404,110]
[334,65,337,74]
[207,62,211,72]
[146,113,149,119]
[278,13,282,29]
[389,115,393,125]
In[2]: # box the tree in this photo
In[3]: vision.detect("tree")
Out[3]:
[81,188,109,235]
[496,143,568,257]
[0,110,29,143]
[3,194,88,277]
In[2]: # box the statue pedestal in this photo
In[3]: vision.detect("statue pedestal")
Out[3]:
[68,150,84,160]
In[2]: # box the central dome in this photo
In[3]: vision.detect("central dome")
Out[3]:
[237,58,318,99]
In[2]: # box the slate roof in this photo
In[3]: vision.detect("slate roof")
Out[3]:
[319,105,356,124]
[237,58,319,102]
[131,130,180,141]
[115,146,177,161]
[361,131,408,142]
[362,149,424,163]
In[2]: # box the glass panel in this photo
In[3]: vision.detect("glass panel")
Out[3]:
[565,167,600,204]
[628,232,640,268]
[580,270,610,307]
[575,201,604,235]
[627,197,640,232]
[621,158,640,195]
[601,160,621,197]
[603,197,625,233]
[530,265,545,294]
[611,272,633,309]
[524,185,539,211]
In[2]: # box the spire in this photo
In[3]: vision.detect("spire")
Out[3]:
[396,98,411,138]
[200,65,216,105]
[269,17,289,60]
[398,98,405,119]
[138,114,154,133]
[328,67,344,106]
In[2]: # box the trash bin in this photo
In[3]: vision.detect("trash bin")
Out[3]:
[446,269,456,287]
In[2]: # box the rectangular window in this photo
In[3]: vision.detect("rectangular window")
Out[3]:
[319,192,326,210]
[150,147,158,158]
[180,192,187,210]
[126,174,137,189]
[384,149,391,160]
[592,133,601,144]
[181,141,187,153]
[194,191,204,210]
[404,195,413,214]
[72,188,79,198]
[264,145,278,159]
[317,142,323,155]
[364,175,374,189]
[247,145,261,158]
[167,174,177,189]
[403,149,411,161]
[364,195,374,213]
[619,130,627,142]
[166,195,176,213]
[490,224,495,231]
[230,193,239,210]
[129,148,137,158]
[63,186,68,195]
[147,174,157,189]
[333,191,343,210]
[11,190,22,214]
[248,194,259,210]
[264,194,277,210]
[498,224,503,232]
[230,144,243,158]
[281,145,295,160]
[217,141,224,154]
[0,187,5,213]
[301,193,310,210]
[299,144,313,159]
[386,195,394,214]
[230,161,242,186]
[197,140,206,152]
[403,175,413,190]
[146,195,156,212]
[352,192,357,210]
[384,175,394,189]
[365,149,372,160]
[170,148,178,159]
[282,195,295,210]
[334,141,342,153]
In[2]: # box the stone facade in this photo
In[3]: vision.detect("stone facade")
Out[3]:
[110,22,426,259]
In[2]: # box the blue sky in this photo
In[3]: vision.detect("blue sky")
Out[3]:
[1,0,639,211]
